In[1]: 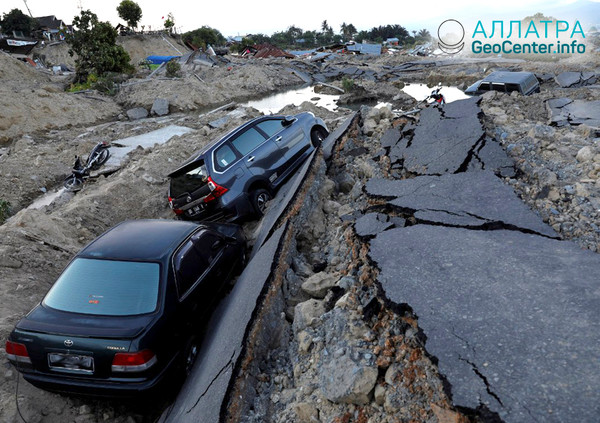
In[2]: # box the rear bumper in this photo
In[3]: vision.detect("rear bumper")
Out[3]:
[179,192,254,222]
[17,356,176,397]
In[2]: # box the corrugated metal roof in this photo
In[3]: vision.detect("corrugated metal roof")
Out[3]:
[253,43,295,59]
[346,43,382,55]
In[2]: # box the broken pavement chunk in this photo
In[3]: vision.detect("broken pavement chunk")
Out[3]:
[401,97,485,175]
[369,225,600,423]
[354,212,394,238]
[365,171,557,238]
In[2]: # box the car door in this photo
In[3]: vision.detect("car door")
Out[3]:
[230,125,284,185]
[255,118,309,173]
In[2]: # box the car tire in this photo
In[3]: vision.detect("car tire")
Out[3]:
[310,127,328,148]
[251,188,272,216]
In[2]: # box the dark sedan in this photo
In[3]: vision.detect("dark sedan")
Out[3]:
[5,219,245,396]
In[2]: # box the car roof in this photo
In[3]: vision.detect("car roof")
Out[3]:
[168,114,292,177]
[481,71,536,84]
[78,220,204,262]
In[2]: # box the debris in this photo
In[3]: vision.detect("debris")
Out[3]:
[150,98,169,116]
[126,107,149,121]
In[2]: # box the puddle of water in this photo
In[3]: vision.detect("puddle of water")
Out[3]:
[28,188,66,210]
[402,83,468,104]
[105,125,194,168]
[243,86,340,114]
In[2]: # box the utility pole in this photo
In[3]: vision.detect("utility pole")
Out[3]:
[22,0,33,17]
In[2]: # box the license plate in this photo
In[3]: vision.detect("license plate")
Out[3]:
[48,353,94,374]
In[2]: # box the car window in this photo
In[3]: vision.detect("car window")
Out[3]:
[43,258,160,316]
[170,161,208,198]
[191,231,224,265]
[491,83,505,92]
[505,83,520,93]
[231,127,266,156]
[478,82,491,91]
[214,144,238,172]
[174,238,209,298]
[256,120,284,138]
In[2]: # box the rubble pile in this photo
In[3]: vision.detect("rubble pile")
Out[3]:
[481,87,600,252]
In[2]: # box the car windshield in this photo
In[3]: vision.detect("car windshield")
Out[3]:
[43,258,160,316]
[170,161,208,198]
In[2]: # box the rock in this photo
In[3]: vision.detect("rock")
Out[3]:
[151,98,169,116]
[301,272,338,298]
[576,146,595,163]
[374,384,386,405]
[79,405,92,415]
[362,118,378,136]
[575,183,590,197]
[294,402,319,422]
[322,200,341,214]
[527,123,555,140]
[431,404,469,423]
[293,299,325,332]
[319,352,378,405]
[297,331,313,353]
[126,107,148,121]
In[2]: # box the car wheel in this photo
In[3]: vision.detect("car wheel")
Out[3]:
[251,188,272,216]
[310,127,329,148]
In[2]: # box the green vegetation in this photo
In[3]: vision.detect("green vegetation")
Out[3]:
[183,26,225,49]
[1,8,37,36]
[163,12,175,33]
[117,0,142,30]
[67,10,133,83]
[165,59,180,78]
[67,73,120,95]
[342,77,354,92]
[0,199,11,224]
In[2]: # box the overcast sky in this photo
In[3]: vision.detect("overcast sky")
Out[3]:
[1,0,598,36]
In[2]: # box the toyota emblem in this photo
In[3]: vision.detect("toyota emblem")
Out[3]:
[64,339,73,347]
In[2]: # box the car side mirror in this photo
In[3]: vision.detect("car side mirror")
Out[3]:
[282,116,294,127]
[211,239,224,250]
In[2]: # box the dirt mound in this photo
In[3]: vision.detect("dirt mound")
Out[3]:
[118,34,190,65]
[116,60,302,111]
[0,55,121,143]
[32,34,191,69]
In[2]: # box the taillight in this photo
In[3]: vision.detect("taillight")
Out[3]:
[112,349,157,372]
[204,177,228,203]
[168,196,183,215]
[5,340,32,364]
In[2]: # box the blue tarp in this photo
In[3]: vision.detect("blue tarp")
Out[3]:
[146,55,180,65]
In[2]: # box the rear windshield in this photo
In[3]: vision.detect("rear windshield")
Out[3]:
[43,258,160,316]
[170,161,208,198]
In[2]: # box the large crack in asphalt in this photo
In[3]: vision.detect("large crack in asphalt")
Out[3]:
[186,350,236,414]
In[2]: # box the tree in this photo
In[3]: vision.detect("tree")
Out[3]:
[1,8,37,36]
[117,0,142,30]
[340,22,357,41]
[417,29,431,41]
[164,12,175,33]
[183,26,226,49]
[67,10,133,82]
[321,20,330,32]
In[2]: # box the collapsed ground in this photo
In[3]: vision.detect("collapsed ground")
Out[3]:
[0,35,599,422]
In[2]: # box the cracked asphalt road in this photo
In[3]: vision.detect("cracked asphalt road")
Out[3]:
[366,99,600,422]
